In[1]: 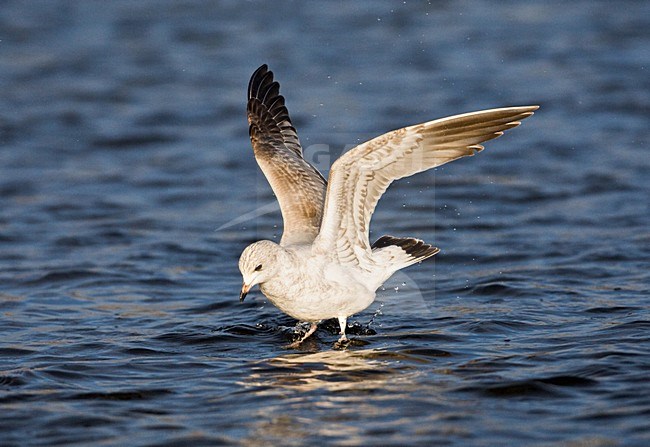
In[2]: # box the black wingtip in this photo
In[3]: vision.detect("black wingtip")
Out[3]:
[248,64,272,100]
[247,64,294,130]
[251,64,269,77]
[372,235,439,260]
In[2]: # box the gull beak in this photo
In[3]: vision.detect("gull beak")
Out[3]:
[239,283,251,302]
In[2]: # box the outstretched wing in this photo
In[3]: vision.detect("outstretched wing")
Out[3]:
[247,64,327,246]
[313,106,539,268]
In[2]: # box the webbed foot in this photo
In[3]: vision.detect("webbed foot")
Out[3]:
[333,335,350,350]
[284,321,319,349]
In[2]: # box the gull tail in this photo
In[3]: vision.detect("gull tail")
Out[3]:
[371,235,440,270]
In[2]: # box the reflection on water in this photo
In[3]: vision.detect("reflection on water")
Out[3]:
[240,349,445,445]
[247,349,408,393]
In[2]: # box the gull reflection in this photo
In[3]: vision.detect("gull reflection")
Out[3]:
[238,348,414,445]
[244,348,413,393]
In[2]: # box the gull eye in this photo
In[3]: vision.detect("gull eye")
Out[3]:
[254,264,263,272]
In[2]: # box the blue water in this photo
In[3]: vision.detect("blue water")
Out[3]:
[1,1,649,445]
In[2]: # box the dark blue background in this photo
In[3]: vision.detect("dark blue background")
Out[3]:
[1,1,648,445]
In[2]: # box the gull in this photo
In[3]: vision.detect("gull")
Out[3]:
[238,64,537,348]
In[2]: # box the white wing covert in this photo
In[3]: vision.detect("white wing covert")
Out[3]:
[314,106,539,269]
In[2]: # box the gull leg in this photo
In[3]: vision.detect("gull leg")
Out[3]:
[334,316,349,349]
[337,316,348,342]
[287,322,319,349]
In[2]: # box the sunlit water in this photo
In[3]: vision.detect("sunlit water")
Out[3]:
[1,1,649,445]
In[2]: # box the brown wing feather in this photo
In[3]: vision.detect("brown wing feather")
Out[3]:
[247,65,327,246]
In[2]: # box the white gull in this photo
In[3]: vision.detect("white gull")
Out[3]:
[238,64,537,348]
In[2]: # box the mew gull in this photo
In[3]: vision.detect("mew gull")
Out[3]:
[238,64,537,348]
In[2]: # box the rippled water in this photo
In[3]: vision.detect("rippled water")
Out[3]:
[1,1,649,445]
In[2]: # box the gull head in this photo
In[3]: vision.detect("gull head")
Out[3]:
[238,240,282,301]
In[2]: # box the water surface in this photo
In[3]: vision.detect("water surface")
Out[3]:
[1,1,649,445]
